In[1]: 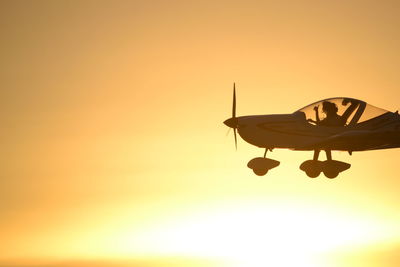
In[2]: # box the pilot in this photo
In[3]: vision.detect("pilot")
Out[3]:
[315,101,344,127]
[309,99,358,127]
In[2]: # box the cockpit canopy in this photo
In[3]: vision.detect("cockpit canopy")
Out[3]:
[296,97,389,127]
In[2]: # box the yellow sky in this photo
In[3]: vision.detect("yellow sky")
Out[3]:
[1,1,400,266]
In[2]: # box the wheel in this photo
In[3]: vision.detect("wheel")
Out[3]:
[324,170,339,179]
[253,168,269,176]
[323,161,341,178]
[300,160,322,178]
[306,169,320,178]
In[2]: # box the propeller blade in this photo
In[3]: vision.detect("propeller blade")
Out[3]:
[232,83,236,118]
[225,127,231,136]
[234,128,237,150]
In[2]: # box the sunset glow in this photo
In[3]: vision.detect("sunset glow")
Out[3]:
[1,1,400,267]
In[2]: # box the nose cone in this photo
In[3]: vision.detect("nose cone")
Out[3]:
[223,117,238,128]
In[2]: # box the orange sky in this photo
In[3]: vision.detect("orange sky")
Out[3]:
[1,1,400,266]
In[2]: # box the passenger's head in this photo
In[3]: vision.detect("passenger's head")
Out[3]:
[322,101,338,115]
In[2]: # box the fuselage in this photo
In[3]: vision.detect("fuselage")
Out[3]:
[234,111,400,152]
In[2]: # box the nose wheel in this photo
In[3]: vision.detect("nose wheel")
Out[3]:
[248,157,280,176]
[247,149,280,176]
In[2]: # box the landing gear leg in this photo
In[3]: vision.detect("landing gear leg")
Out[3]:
[325,150,332,161]
[313,150,320,161]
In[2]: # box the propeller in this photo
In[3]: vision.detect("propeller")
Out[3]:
[232,83,236,118]
[225,127,231,136]
[224,83,238,149]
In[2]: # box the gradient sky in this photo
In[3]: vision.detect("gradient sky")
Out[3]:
[1,1,400,266]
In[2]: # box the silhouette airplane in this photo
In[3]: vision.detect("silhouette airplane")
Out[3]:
[224,84,400,178]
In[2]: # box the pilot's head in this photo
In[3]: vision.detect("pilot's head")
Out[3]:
[322,101,338,114]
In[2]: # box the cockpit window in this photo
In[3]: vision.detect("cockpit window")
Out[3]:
[296,98,391,127]
[296,98,364,127]
[358,103,389,123]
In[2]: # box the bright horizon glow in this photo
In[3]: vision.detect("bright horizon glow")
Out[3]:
[90,201,396,267]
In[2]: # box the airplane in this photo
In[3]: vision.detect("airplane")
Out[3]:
[223,83,400,178]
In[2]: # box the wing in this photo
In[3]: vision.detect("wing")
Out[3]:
[299,130,400,152]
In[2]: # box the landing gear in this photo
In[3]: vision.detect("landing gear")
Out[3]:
[300,150,322,178]
[247,149,280,176]
[300,160,322,178]
[306,169,321,178]
[248,149,350,178]
[323,160,351,178]
[324,168,339,179]
[252,166,269,176]
[300,150,351,178]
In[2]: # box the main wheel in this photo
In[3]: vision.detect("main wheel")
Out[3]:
[324,170,339,179]
[253,168,268,176]
[306,169,320,178]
